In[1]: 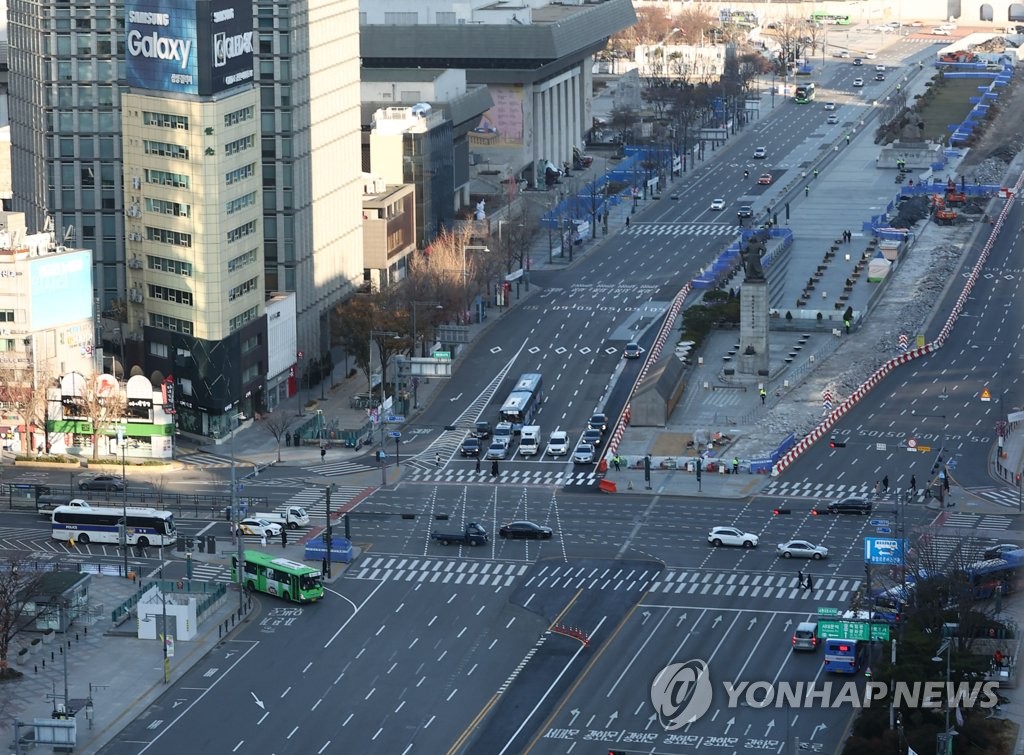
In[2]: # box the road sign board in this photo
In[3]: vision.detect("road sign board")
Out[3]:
[385,415,406,423]
[917,445,932,453]
[876,527,892,535]
[865,537,905,565]
[817,607,839,616]
[907,438,917,448]
[388,431,401,439]
[869,519,889,527]
[433,351,452,360]
[818,620,891,641]
[981,388,992,402]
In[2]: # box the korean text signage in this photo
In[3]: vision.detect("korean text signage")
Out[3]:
[126,0,254,96]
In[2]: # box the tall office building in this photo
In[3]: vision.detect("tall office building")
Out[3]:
[9,0,364,379]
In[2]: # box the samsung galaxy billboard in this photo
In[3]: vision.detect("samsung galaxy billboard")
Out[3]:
[126,0,254,96]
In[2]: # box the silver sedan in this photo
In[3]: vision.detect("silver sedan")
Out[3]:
[777,540,829,559]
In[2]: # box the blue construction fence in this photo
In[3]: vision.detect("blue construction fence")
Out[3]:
[748,433,796,473]
[540,146,675,229]
[862,177,1002,237]
[690,227,793,290]
[934,62,1014,145]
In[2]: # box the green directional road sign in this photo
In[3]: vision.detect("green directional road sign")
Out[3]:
[818,620,890,641]
[433,351,452,360]
[817,607,839,616]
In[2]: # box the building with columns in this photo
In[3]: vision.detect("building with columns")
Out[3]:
[359,0,635,190]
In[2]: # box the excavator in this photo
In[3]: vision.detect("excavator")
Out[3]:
[945,177,967,205]
[932,194,958,225]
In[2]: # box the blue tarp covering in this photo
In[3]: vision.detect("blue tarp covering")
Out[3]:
[304,537,353,564]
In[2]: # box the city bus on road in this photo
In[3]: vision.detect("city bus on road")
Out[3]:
[231,550,324,603]
[51,505,176,547]
[794,83,816,103]
[823,638,863,673]
[499,372,544,431]
[812,11,852,25]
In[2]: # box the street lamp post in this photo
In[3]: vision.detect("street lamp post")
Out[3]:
[227,408,245,612]
[411,301,442,358]
[933,640,954,755]
[462,245,489,322]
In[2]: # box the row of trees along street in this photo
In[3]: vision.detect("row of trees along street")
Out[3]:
[330,221,536,395]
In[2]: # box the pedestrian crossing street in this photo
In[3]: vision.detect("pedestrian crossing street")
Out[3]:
[626,222,742,237]
[645,569,860,604]
[762,480,925,502]
[966,486,1023,510]
[401,468,601,488]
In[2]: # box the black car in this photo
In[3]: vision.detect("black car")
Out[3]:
[460,437,481,457]
[78,475,125,492]
[827,496,872,515]
[583,428,603,448]
[499,520,553,539]
[875,73,885,81]
[470,421,492,440]
[983,543,1021,560]
[737,205,754,219]
[588,413,608,434]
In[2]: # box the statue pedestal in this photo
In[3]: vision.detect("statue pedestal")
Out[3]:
[739,279,769,376]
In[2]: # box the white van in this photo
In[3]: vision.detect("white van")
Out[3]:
[519,426,541,457]
[546,430,570,456]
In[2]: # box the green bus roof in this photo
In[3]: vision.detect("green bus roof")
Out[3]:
[240,549,319,574]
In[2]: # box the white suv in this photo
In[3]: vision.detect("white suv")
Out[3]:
[546,430,570,457]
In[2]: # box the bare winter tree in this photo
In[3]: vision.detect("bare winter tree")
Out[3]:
[70,372,128,461]
[0,363,52,456]
[0,556,47,678]
[259,412,294,463]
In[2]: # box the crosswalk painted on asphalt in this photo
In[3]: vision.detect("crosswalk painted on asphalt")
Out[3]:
[941,512,1015,531]
[302,458,379,477]
[402,468,601,488]
[648,569,860,604]
[177,450,238,468]
[762,479,925,502]
[187,561,233,583]
[626,223,742,237]
[965,486,1023,510]
[348,556,529,588]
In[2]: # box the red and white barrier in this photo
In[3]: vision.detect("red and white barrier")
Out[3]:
[773,173,1022,476]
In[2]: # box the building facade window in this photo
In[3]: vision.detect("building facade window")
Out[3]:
[226,191,258,215]
[148,341,169,358]
[142,111,189,130]
[227,248,258,272]
[145,198,190,218]
[0,310,15,322]
[149,313,194,334]
[145,168,189,188]
[227,220,257,243]
[241,363,260,383]
[229,306,259,332]
[225,163,255,186]
[224,105,255,127]
[0,339,15,352]
[225,135,255,155]
[143,140,189,160]
[146,226,192,247]
[147,255,193,276]
[228,276,259,301]
[148,284,194,306]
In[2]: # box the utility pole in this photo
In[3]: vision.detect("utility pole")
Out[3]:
[324,485,333,579]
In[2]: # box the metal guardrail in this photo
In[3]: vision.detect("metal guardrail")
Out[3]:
[112,579,226,624]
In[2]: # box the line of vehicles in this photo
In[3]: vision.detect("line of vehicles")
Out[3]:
[430,520,553,546]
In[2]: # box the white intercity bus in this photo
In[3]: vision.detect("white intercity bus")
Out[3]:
[51,505,177,547]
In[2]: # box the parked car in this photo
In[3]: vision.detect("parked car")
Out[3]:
[710,198,726,211]
[546,430,570,457]
[757,173,773,185]
[499,521,553,539]
[460,437,481,457]
[78,475,125,492]
[237,518,283,538]
[777,540,829,559]
[707,526,758,548]
[623,342,644,359]
[572,443,595,464]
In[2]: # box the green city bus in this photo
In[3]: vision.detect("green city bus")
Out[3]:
[794,83,816,104]
[811,11,851,25]
[231,550,325,603]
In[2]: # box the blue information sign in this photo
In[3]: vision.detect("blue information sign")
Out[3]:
[864,537,905,565]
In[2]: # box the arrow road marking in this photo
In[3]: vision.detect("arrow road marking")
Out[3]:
[605,711,618,728]
[812,723,828,739]
[251,692,265,710]
[569,709,579,725]
[747,617,758,631]
[449,393,463,403]
[784,619,793,631]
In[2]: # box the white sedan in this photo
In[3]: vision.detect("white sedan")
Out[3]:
[708,526,758,548]
[572,443,595,464]
[710,198,726,211]
[485,442,509,460]
[237,518,283,538]
[777,540,829,559]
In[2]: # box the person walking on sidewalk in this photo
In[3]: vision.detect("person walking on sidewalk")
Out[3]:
[281,529,287,548]
[805,574,814,592]
[759,387,767,405]
[475,456,481,473]
[882,475,889,493]
[910,474,917,494]
[435,452,441,468]
[260,533,267,548]
[797,569,805,589]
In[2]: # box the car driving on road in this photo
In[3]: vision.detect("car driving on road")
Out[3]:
[707,526,758,548]
[588,414,608,434]
[827,114,839,124]
[753,146,767,159]
[757,173,773,185]
[572,443,595,464]
[78,475,126,492]
[710,198,726,211]
[237,518,283,538]
[823,101,836,110]
[777,540,829,559]
[546,429,570,457]
[460,437,481,457]
[737,205,753,219]
[484,442,508,460]
[623,342,644,359]
[499,521,553,539]
[823,496,872,515]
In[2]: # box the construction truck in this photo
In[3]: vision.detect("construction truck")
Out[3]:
[932,195,958,225]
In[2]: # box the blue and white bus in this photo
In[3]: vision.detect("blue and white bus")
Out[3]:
[499,373,544,431]
[52,505,177,547]
[823,638,862,674]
